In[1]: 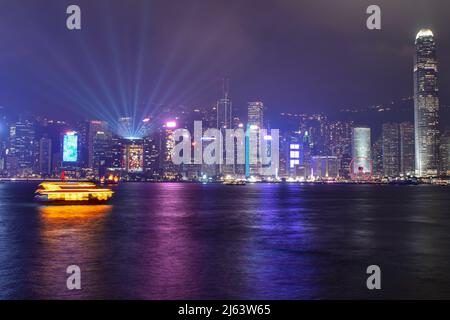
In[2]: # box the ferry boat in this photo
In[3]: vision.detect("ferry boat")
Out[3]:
[35,182,114,204]
[223,179,246,185]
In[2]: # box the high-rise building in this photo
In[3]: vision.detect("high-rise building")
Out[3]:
[92,130,113,177]
[7,115,36,177]
[160,121,179,179]
[310,156,339,179]
[352,127,371,177]
[372,137,383,177]
[217,79,234,177]
[399,122,415,176]
[247,101,264,177]
[414,29,440,177]
[0,109,7,174]
[123,138,144,173]
[87,120,110,171]
[382,123,400,177]
[327,120,353,177]
[217,79,232,130]
[247,101,264,129]
[38,137,52,177]
[143,135,160,178]
[439,129,450,176]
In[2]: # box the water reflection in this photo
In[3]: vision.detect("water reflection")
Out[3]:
[31,205,112,299]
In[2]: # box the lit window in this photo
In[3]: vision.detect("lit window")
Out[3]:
[290,151,300,158]
[290,144,300,150]
[290,159,300,168]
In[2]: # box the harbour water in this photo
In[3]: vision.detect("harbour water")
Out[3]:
[1,182,450,299]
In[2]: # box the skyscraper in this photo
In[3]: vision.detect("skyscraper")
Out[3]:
[38,136,52,177]
[87,120,110,171]
[352,127,371,177]
[217,78,232,130]
[439,129,450,176]
[7,115,35,177]
[247,101,264,177]
[414,29,440,177]
[399,122,415,176]
[382,123,400,177]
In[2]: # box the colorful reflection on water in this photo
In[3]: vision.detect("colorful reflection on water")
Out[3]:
[33,205,112,299]
[1,182,450,299]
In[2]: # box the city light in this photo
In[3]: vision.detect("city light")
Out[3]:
[166,121,177,128]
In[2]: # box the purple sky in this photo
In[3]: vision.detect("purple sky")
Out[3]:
[0,0,449,122]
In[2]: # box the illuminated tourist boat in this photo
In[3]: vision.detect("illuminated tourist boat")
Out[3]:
[35,182,114,204]
[100,174,120,185]
[223,179,246,185]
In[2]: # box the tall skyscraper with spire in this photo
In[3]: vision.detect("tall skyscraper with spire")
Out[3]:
[414,28,440,177]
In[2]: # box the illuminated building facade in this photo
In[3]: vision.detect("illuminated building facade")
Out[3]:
[399,122,415,176]
[143,135,160,178]
[7,115,35,176]
[247,101,264,177]
[161,121,179,178]
[38,137,52,176]
[352,127,371,176]
[87,120,110,170]
[311,156,339,179]
[414,29,440,177]
[439,129,450,176]
[124,139,144,173]
[382,123,400,177]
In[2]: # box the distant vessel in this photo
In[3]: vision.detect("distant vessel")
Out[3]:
[100,174,120,185]
[35,182,114,204]
[223,179,246,185]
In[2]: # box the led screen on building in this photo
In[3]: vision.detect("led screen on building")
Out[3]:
[63,133,78,162]
[126,144,144,172]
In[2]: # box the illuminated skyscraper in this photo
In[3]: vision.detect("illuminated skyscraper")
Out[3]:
[248,101,264,129]
[414,29,440,177]
[247,101,264,177]
[7,115,35,176]
[351,127,371,177]
[399,122,415,176]
[439,129,450,176]
[382,123,400,177]
[38,136,52,176]
[217,78,232,130]
[87,120,110,172]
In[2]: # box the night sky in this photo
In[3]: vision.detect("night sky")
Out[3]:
[0,0,449,122]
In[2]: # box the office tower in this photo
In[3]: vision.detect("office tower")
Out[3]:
[352,127,371,177]
[414,29,440,177]
[0,109,7,174]
[248,101,264,129]
[247,101,264,177]
[123,138,144,173]
[87,120,110,171]
[38,137,52,177]
[160,121,179,179]
[382,123,400,177]
[143,135,160,178]
[439,129,450,176]
[217,79,232,130]
[372,137,383,177]
[399,122,415,176]
[310,156,339,179]
[7,115,36,177]
[111,134,125,170]
[327,120,353,177]
[217,79,234,177]
[92,130,113,177]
